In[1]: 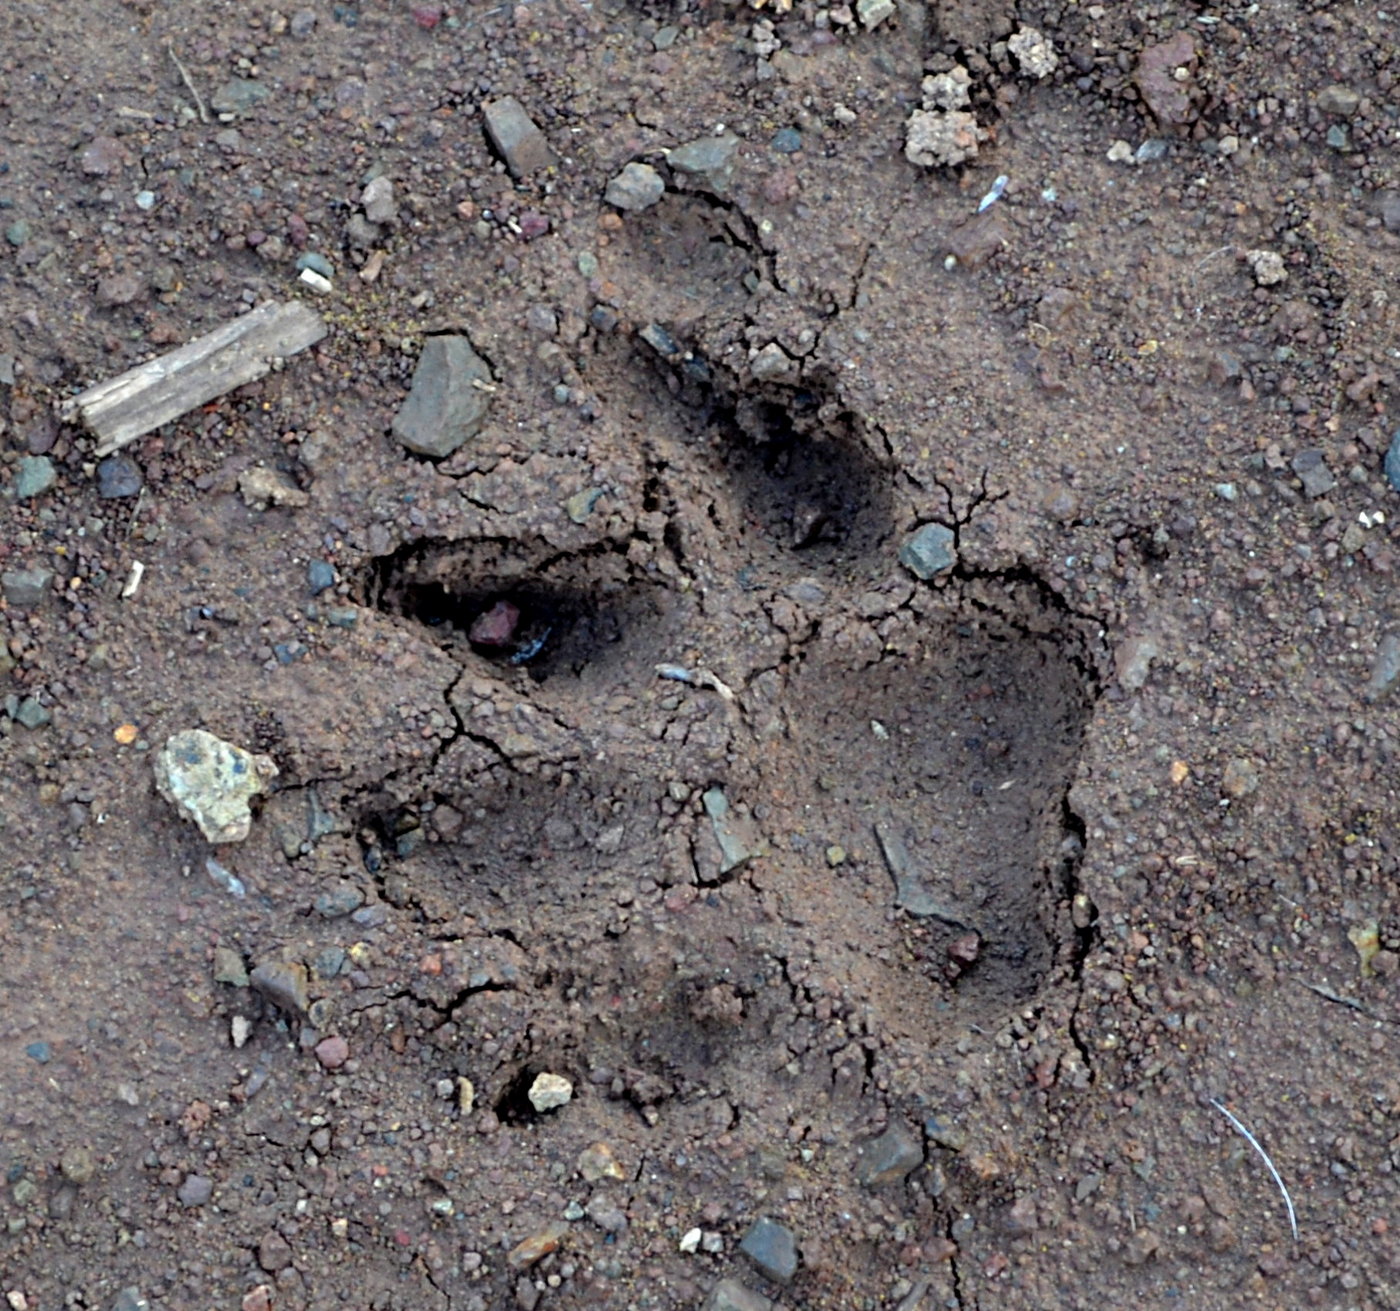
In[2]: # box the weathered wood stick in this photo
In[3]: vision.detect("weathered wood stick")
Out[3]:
[64,300,328,456]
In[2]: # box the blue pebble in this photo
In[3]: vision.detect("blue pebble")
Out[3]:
[1385,428,1400,492]
[771,128,803,154]
[295,252,335,278]
[307,559,337,595]
[25,1041,51,1064]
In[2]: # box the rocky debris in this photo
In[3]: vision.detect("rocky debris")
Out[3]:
[1115,634,1160,692]
[314,1035,350,1070]
[585,1195,628,1233]
[1221,758,1260,798]
[212,946,249,987]
[468,599,520,646]
[79,135,125,176]
[856,0,894,28]
[1290,448,1334,498]
[483,97,552,178]
[257,1230,293,1273]
[898,523,957,578]
[307,560,336,594]
[1245,248,1287,286]
[667,133,740,196]
[2,567,52,608]
[605,162,665,212]
[176,1174,213,1207]
[13,697,52,730]
[702,788,766,873]
[1135,31,1200,127]
[96,270,145,307]
[857,1123,925,1187]
[565,487,605,523]
[1317,83,1360,116]
[361,175,396,225]
[1365,633,1400,702]
[906,67,987,168]
[578,1142,626,1182]
[211,78,270,116]
[239,467,310,510]
[250,959,311,1016]
[111,1289,150,1311]
[1385,428,1400,491]
[528,1072,573,1112]
[392,334,494,458]
[750,343,794,381]
[875,821,965,922]
[1008,26,1058,79]
[739,1218,798,1284]
[13,455,56,500]
[153,729,278,843]
[701,1280,773,1311]
[506,1223,568,1270]
[96,454,142,498]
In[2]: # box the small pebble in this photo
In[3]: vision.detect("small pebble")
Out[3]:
[24,1041,52,1064]
[14,456,56,500]
[528,1072,573,1112]
[314,1035,350,1070]
[307,560,337,594]
[177,1174,213,1207]
[96,455,143,499]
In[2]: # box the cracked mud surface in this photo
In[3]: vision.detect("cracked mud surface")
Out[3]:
[6,3,1400,1310]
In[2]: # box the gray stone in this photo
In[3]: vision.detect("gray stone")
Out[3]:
[14,455,56,500]
[362,175,397,225]
[315,883,364,918]
[668,133,740,195]
[111,1289,151,1311]
[483,97,553,178]
[211,78,271,115]
[0,353,14,385]
[15,697,51,730]
[857,1122,924,1187]
[1381,192,1400,235]
[177,1174,213,1206]
[898,522,957,578]
[153,728,279,844]
[701,1280,773,1311]
[250,959,311,1015]
[212,946,249,987]
[1365,633,1400,703]
[307,560,337,594]
[346,213,381,249]
[1384,428,1400,491]
[295,252,334,278]
[605,162,665,212]
[1291,448,1335,498]
[1,567,53,608]
[702,788,766,873]
[392,334,494,459]
[96,454,143,499]
[1317,83,1361,117]
[5,219,32,248]
[739,1218,798,1285]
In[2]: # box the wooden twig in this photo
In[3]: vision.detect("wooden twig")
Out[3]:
[64,300,327,455]
[1209,1097,1299,1243]
[168,44,209,124]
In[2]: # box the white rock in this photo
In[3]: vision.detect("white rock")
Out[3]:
[1245,248,1287,286]
[678,1227,702,1253]
[528,1072,573,1112]
[1008,26,1058,79]
[153,728,278,843]
[231,1015,252,1048]
[362,175,397,225]
[905,109,987,168]
[921,66,972,111]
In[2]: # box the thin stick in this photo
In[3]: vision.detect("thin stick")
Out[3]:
[168,45,209,124]
[1209,1097,1298,1243]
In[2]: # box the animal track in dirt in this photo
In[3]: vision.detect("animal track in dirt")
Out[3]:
[356,331,1102,1130]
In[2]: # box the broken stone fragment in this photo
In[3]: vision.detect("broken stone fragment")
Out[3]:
[468,599,520,647]
[702,788,766,872]
[604,162,665,212]
[528,1072,573,1112]
[153,728,278,843]
[857,1122,925,1187]
[667,133,740,196]
[238,466,310,510]
[392,334,494,459]
[904,108,988,168]
[898,523,957,578]
[482,97,553,178]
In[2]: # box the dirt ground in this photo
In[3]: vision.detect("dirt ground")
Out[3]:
[5,1,1400,1308]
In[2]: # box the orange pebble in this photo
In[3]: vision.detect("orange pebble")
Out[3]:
[114,723,138,745]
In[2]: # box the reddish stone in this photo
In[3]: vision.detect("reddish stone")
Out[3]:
[314,1035,349,1070]
[242,1286,273,1311]
[468,599,519,646]
[518,210,550,240]
[412,4,444,28]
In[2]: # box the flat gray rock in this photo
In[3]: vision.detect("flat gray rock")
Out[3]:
[605,162,665,212]
[701,1280,773,1311]
[392,334,494,458]
[483,97,552,177]
[668,133,740,195]
[857,1122,924,1187]
[739,1218,798,1285]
